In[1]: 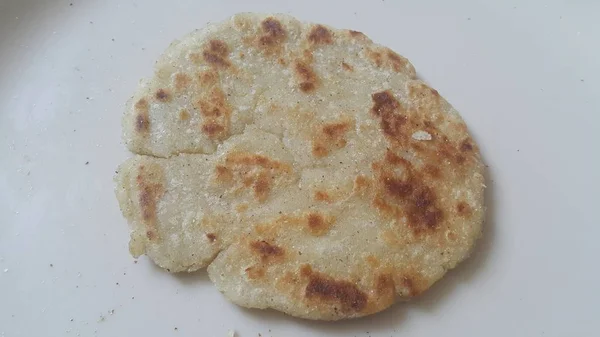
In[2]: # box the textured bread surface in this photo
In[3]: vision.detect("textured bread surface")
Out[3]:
[115,12,485,320]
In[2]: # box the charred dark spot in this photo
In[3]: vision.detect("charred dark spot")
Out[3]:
[371,91,408,139]
[206,233,217,242]
[384,178,413,198]
[305,273,368,312]
[308,25,333,45]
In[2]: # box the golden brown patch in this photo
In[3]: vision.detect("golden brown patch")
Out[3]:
[308,25,333,45]
[245,266,266,280]
[202,40,231,68]
[259,18,287,47]
[304,270,368,313]
[236,203,249,213]
[348,30,367,39]
[399,272,428,297]
[294,61,319,93]
[456,201,471,216]
[314,190,332,203]
[341,62,353,72]
[134,99,150,134]
[408,82,441,112]
[194,87,231,140]
[306,212,334,236]
[250,240,285,262]
[174,73,191,92]
[372,151,444,233]
[215,152,292,203]
[312,120,353,158]
[206,233,217,242]
[368,47,412,75]
[375,274,396,297]
[198,70,219,87]
[179,109,190,121]
[135,164,166,241]
[386,50,409,73]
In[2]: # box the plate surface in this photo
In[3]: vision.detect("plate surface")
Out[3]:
[1,1,598,336]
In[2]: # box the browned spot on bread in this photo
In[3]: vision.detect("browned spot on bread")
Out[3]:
[366,255,380,267]
[206,233,217,242]
[245,266,266,280]
[195,87,231,140]
[371,91,408,139]
[408,82,442,112]
[376,274,396,297]
[424,165,441,178]
[353,175,372,196]
[201,122,225,138]
[341,62,353,72]
[198,70,219,87]
[215,152,292,203]
[368,47,414,76]
[256,17,287,56]
[294,61,318,93]
[253,171,271,202]
[312,120,353,157]
[314,190,332,203]
[250,240,285,262]
[215,165,233,182]
[386,49,409,73]
[259,17,287,46]
[372,151,444,233]
[135,164,165,241]
[179,109,190,121]
[460,138,474,152]
[236,203,249,213]
[305,270,368,312]
[348,30,367,39]
[202,40,231,68]
[300,264,313,278]
[306,212,334,236]
[456,201,471,216]
[399,272,428,297]
[308,25,333,45]
[174,73,191,91]
[155,88,171,102]
[136,114,149,133]
[134,99,150,134]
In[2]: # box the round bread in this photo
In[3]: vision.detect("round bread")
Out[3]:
[115,13,485,320]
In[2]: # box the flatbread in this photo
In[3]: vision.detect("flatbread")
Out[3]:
[115,13,485,320]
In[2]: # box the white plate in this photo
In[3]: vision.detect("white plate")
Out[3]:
[1,1,598,336]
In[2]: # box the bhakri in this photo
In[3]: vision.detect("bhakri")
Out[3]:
[115,12,485,320]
